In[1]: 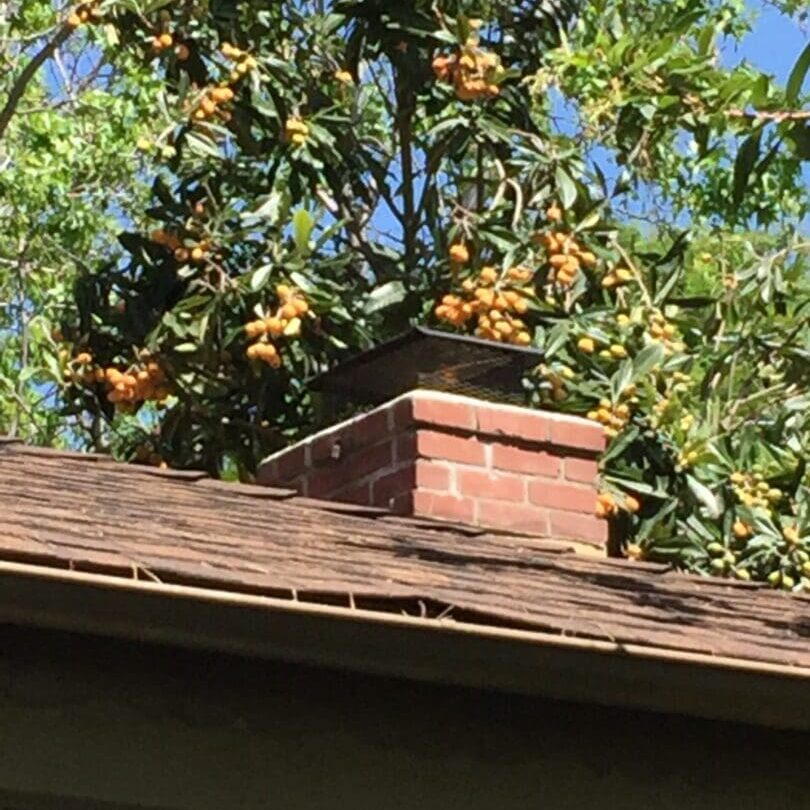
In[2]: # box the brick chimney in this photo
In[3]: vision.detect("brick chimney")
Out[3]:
[258,389,606,546]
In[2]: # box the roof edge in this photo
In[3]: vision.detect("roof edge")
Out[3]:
[0,562,808,731]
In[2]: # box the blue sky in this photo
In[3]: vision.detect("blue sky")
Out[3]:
[726,1,808,84]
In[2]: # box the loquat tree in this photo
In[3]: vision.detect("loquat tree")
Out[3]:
[14,1,810,586]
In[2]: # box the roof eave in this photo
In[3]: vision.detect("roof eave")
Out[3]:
[1,561,808,731]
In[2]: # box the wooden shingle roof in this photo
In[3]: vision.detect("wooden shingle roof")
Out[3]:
[1,438,809,675]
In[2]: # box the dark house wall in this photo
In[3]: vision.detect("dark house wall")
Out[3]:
[0,625,804,810]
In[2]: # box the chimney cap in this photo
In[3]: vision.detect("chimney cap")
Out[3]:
[310,326,542,408]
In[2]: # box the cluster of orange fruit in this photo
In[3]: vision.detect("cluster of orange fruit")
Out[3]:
[104,362,168,406]
[150,229,210,264]
[729,471,782,510]
[185,43,255,124]
[535,205,597,289]
[222,43,257,82]
[596,491,641,519]
[244,284,310,367]
[151,31,187,60]
[435,261,534,346]
[587,397,632,439]
[190,84,235,123]
[601,267,634,288]
[431,39,503,101]
[66,2,102,29]
[647,311,685,354]
[63,352,101,385]
[65,353,169,407]
[282,118,310,147]
[577,336,628,361]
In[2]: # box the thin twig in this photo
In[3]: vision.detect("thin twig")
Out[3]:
[613,240,654,309]
[727,108,810,123]
[396,75,417,270]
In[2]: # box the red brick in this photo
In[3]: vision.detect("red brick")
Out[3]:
[306,464,349,498]
[457,468,525,502]
[255,461,277,486]
[270,474,306,495]
[528,480,595,513]
[548,416,605,454]
[272,444,308,483]
[311,431,342,464]
[343,440,393,482]
[391,396,416,431]
[415,430,486,466]
[565,457,599,484]
[476,405,549,444]
[395,430,417,463]
[548,510,608,544]
[477,500,549,534]
[490,443,562,477]
[414,460,451,492]
[332,481,372,506]
[308,441,393,497]
[372,461,451,508]
[411,490,475,523]
[309,410,391,465]
[389,492,414,515]
[371,465,415,508]
[348,408,390,448]
[411,394,477,431]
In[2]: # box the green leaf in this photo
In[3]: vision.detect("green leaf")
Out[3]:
[292,209,314,254]
[696,26,714,55]
[632,343,665,379]
[601,427,640,464]
[733,130,762,207]
[173,342,198,354]
[246,192,282,223]
[479,226,520,251]
[686,475,722,519]
[365,281,406,314]
[184,131,222,160]
[666,296,716,308]
[544,321,571,357]
[250,264,273,292]
[610,360,633,400]
[426,117,468,137]
[786,42,810,107]
[654,265,684,305]
[789,122,810,160]
[554,166,578,209]
[289,271,318,294]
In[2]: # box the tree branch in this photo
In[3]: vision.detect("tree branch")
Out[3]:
[727,108,810,123]
[395,69,417,271]
[0,23,73,143]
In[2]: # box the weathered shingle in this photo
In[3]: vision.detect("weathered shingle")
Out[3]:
[1,440,809,671]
